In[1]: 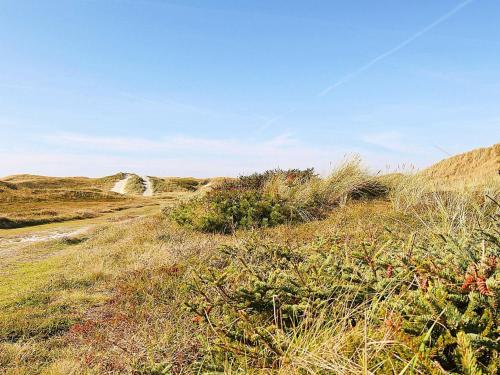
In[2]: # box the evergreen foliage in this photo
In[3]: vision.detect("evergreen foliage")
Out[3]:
[185,206,499,372]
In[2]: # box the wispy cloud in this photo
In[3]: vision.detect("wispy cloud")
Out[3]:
[43,132,301,156]
[361,131,423,154]
[255,0,475,131]
[2,130,439,177]
[319,0,475,96]
[37,132,354,176]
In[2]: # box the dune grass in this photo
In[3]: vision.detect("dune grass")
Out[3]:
[420,143,499,188]
[150,176,209,195]
[122,174,146,195]
[0,161,498,374]
[170,158,388,233]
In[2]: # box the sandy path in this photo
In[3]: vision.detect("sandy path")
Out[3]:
[111,174,131,194]
[0,227,89,248]
[0,204,160,257]
[142,176,153,196]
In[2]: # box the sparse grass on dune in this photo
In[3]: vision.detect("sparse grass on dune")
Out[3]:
[1,173,127,191]
[421,143,499,188]
[389,171,500,234]
[123,174,146,195]
[263,157,387,219]
[150,176,209,195]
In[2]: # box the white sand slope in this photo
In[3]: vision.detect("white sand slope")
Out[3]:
[142,176,153,196]
[111,174,131,194]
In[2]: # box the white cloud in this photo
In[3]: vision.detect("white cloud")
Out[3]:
[44,132,309,158]
[14,132,353,177]
[361,131,423,154]
[2,131,439,178]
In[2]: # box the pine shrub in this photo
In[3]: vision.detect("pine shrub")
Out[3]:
[185,207,498,372]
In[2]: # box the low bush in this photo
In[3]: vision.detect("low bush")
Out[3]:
[170,189,297,233]
[151,177,208,193]
[186,207,499,373]
[213,168,317,191]
[170,159,388,233]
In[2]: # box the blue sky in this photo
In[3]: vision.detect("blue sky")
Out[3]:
[1,0,499,177]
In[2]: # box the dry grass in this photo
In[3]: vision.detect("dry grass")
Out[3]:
[263,157,386,221]
[421,143,499,187]
[0,199,407,374]
[150,177,210,195]
[0,213,228,373]
[1,182,496,373]
[123,174,146,195]
[1,173,126,191]
[389,171,499,234]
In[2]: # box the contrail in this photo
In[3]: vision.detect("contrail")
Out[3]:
[318,0,475,97]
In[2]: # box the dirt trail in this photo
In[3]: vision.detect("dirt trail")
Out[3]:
[0,205,160,251]
[111,174,131,194]
[0,227,89,251]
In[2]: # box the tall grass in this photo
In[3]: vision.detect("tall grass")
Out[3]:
[389,172,499,234]
[2,157,498,374]
[263,157,387,221]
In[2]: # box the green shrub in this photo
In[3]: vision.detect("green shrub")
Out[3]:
[390,223,499,373]
[214,168,317,192]
[170,189,297,233]
[185,209,499,373]
[170,160,388,234]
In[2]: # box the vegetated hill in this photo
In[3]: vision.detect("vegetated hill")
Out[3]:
[0,173,134,229]
[0,180,17,191]
[421,143,499,186]
[1,173,126,191]
[149,176,211,194]
[124,174,147,195]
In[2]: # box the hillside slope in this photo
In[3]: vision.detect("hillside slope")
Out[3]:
[421,143,499,186]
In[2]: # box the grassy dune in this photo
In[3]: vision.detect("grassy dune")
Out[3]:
[421,143,499,187]
[150,177,209,195]
[123,175,147,195]
[0,174,139,229]
[0,155,498,374]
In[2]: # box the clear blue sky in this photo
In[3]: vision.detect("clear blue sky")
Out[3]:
[1,0,499,177]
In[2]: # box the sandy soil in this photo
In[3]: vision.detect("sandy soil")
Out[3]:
[142,176,153,196]
[111,174,131,194]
